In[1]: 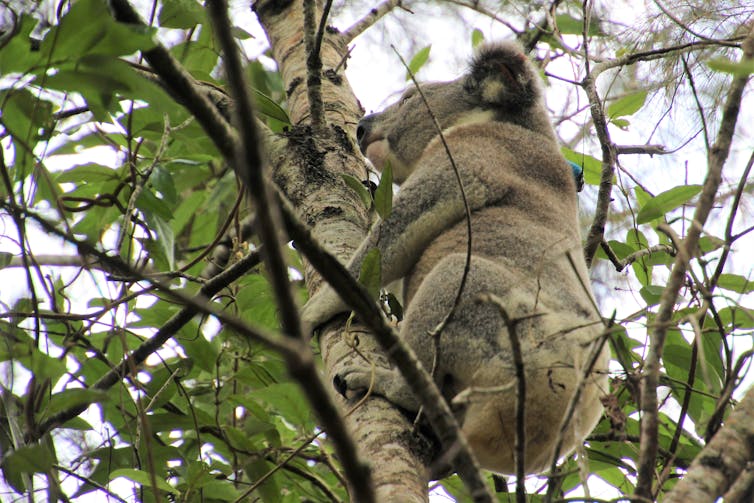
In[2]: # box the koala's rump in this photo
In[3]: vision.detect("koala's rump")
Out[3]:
[400,251,606,474]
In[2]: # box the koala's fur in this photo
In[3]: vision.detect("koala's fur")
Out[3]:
[301,41,609,475]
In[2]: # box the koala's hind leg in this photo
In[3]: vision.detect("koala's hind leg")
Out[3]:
[333,253,522,411]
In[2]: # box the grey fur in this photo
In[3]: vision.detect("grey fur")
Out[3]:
[301,41,609,475]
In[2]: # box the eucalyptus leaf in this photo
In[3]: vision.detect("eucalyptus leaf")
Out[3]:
[374,162,393,219]
[637,185,702,224]
[406,45,431,80]
[359,248,382,301]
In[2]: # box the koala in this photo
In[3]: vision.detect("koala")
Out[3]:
[301,41,609,475]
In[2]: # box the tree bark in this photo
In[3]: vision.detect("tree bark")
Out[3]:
[664,387,754,502]
[254,1,431,500]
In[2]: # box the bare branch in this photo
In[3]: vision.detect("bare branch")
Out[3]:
[615,144,668,156]
[581,65,617,266]
[653,0,716,42]
[445,0,521,35]
[634,24,754,500]
[590,39,743,80]
[342,1,409,45]
[599,241,676,272]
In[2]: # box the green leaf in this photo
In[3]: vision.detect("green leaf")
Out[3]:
[708,57,754,77]
[698,235,726,255]
[341,174,372,208]
[562,148,602,186]
[1,444,55,492]
[236,275,279,330]
[253,89,291,125]
[634,185,653,208]
[55,163,120,184]
[639,285,665,306]
[359,248,382,301]
[178,333,218,373]
[636,185,702,224]
[554,14,603,36]
[0,252,12,268]
[159,0,206,28]
[471,29,485,48]
[608,91,647,119]
[406,45,431,80]
[40,389,110,421]
[110,468,179,494]
[0,89,54,147]
[374,162,393,219]
[717,273,754,294]
[1,444,55,474]
[40,0,156,60]
[141,212,176,270]
[253,383,312,428]
[0,15,43,75]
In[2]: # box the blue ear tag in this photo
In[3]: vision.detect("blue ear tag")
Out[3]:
[567,160,585,192]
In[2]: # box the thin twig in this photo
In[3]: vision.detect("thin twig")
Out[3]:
[3,203,289,437]
[599,241,676,272]
[545,320,613,502]
[478,294,527,503]
[108,0,238,159]
[391,45,473,344]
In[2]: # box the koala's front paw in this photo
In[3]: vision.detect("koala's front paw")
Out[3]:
[333,365,418,411]
[300,285,349,335]
[333,365,375,400]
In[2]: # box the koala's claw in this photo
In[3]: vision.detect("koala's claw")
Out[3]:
[333,373,349,398]
[333,366,375,400]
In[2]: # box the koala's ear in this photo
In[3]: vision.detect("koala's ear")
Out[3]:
[464,41,540,109]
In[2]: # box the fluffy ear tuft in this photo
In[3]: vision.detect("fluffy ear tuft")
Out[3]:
[465,41,541,109]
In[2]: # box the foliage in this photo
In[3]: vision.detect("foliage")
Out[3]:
[1,0,752,502]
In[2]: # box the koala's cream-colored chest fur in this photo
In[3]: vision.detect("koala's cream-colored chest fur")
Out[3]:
[301,41,609,475]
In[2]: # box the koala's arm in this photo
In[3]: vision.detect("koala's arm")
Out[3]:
[301,142,508,330]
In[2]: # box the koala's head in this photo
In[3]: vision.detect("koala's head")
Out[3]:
[357,41,553,183]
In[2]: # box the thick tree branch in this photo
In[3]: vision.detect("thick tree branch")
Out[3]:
[634,24,754,500]
[213,2,376,499]
[254,1,437,500]
[664,387,754,502]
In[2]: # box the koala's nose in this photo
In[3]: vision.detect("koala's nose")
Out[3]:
[356,123,367,145]
[356,114,377,154]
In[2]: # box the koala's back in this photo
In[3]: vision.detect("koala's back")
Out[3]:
[394,119,607,474]
[404,121,589,313]
[311,41,610,477]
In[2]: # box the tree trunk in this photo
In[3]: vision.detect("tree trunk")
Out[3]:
[254,1,430,500]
